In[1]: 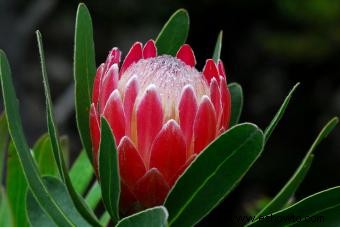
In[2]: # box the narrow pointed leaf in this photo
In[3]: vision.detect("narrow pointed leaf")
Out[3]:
[60,136,70,168]
[212,30,223,62]
[228,82,243,126]
[33,134,59,177]
[155,9,189,55]
[0,187,14,227]
[247,186,340,226]
[70,150,94,195]
[36,30,65,180]
[27,176,91,227]
[0,113,8,183]
[26,191,56,227]
[85,181,102,209]
[74,3,96,162]
[256,117,338,218]
[99,117,120,224]
[99,212,111,227]
[36,31,100,226]
[6,142,28,227]
[165,123,264,226]
[116,206,168,227]
[264,83,299,142]
[1,49,80,226]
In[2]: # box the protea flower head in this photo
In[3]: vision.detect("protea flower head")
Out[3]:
[90,40,231,214]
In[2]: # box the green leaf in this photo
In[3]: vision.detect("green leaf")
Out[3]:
[0,187,14,227]
[60,136,70,168]
[70,151,94,195]
[116,206,168,227]
[33,134,59,177]
[255,117,339,218]
[1,49,82,226]
[99,117,120,224]
[36,31,100,226]
[26,191,56,227]
[0,113,8,183]
[73,3,96,163]
[85,184,107,227]
[165,123,264,226]
[264,83,299,142]
[85,181,102,209]
[27,176,91,227]
[6,142,29,227]
[247,186,340,226]
[99,212,111,227]
[36,30,65,180]
[155,9,189,55]
[228,83,243,126]
[213,30,223,62]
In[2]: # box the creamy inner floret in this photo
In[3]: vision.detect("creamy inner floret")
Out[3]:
[118,55,210,120]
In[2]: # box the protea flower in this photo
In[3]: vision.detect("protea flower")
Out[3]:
[90,40,231,214]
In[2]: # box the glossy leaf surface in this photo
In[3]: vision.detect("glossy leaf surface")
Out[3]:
[6,142,28,227]
[165,123,264,226]
[228,82,243,126]
[36,30,100,226]
[1,49,82,226]
[73,3,96,162]
[155,9,189,55]
[27,177,90,227]
[248,186,340,226]
[212,31,223,62]
[99,117,120,224]
[116,206,168,227]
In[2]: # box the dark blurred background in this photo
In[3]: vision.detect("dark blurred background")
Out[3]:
[1,0,340,226]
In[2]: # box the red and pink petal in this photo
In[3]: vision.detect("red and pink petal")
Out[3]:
[118,136,146,189]
[178,85,198,155]
[120,181,138,215]
[149,120,187,186]
[123,76,139,137]
[218,59,226,79]
[92,64,105,105]
[133,168,169,208]
[210,78,222,126]
[103,90,126,144]
[203,59,219,83]
[120,42,143,76]
[170,153,197,186]
[90,103,100,167]
[99,64,119,112]
[136,85,164,166]
[143,39,157,59]
[105,47,121,71]
[220,78,231,129]
[176,44,196,67]
[193,96,217,154]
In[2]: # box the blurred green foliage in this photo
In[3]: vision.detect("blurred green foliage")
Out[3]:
[260,0,340,61]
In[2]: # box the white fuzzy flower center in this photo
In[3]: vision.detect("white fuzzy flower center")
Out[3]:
[118,55,209,120]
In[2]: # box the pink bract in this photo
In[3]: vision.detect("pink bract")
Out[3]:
[90,39,231,214]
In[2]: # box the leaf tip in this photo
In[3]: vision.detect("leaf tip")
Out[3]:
[0,49,8,65]
[176,8,189,16]
[218,30,223,38]
[78,2,88,10]
[322,116,339,137]
[173,8,190,25]
[293,82,300,88]
[77,2,91,18]
[331,116,339,124]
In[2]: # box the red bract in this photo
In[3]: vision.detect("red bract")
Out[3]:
[90,39,231,214]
